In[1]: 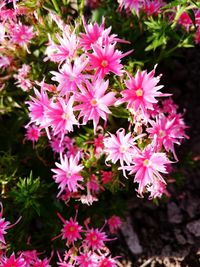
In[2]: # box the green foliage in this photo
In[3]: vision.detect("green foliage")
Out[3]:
[10,172,47,216]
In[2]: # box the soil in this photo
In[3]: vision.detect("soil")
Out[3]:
[112,47,200,267]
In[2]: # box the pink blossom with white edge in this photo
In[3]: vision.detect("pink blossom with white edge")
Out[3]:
[116,67,169,121]
[51,56,89,95]
[87,43,132,79]
[51,153,83,196]
[103,128,139,168]
[120,145,171,197]
[74,79,116,133]
[45,96,78,142]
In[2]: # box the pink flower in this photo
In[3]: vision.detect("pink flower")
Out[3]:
[80,18,108,50]
[118,0,144,14]
[101,171,113,184]
[108,215,122,234]
[0,56,12,70]
[46,97,78,141]
[88,43,130,78]
[26,88,50,127]
[178,12,192,31]
[116,67,167,120]
[9,22,34,47]
[44,26,79,63]
[56,213,82,246]
[0,203,10,244]
[103,128,138,167]
[147,114,188,160]
[25,125,40,143]
[51,56,89,95]
[84,228,108,251]
[51,153,83,196]
[74,79,116,132]
[98,257,117,267]
[0,253,26,267]
[121,146,170,197]
[76,251,97,267]
[86,174,101,193]
[142,0,165,16]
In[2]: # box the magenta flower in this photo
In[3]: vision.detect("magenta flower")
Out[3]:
[85,228,108,251]
[56,212,82,246]
[46,96,78,140]
[142,0,165,16]
[25,125,40,143]
[116,67,168,120]
[0,253,26,267]
[108,215,122,234]
[121,146,170,197]
[74,79,116,132]
[51,56,89,95]
[88,43,131,78]
[51,153,83,196]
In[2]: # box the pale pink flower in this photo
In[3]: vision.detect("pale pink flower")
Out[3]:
[51,153,83,196]
[88,43,131,78]
[74,79,116,132]
[44,26,79,63]
[121,146,170,197]
[108,215,122,234]
[147,179,168,199]
[26,88,50,127]
[118,0,144,14]
[0,23,5,41]
[45,97,78,141]
[103,128,138,167]
[51,56,89,95]
[116,67,168,120]
[0,253,26,267]
[0,55,12,70]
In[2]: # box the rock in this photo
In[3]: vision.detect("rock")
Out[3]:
[186,219,200,237]
[167,202,183,224]
[120,215,143,255]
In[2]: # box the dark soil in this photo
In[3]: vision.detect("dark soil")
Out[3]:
[112,47,200,267]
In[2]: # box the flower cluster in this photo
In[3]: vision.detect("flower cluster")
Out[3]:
[53,213,119,267]
[24,14,188,201]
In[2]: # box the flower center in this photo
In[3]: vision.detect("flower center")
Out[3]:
[136,88,143,97]
[92,234,97,241]
[69,226,75,232]
[101,60,108,67]
[62,112,68,120]
[159,130,165,137]
[91,99,98,106]
[143,159,150,166]
[120,145,127,153]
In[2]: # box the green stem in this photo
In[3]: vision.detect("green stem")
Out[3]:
[51,0,60,14]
